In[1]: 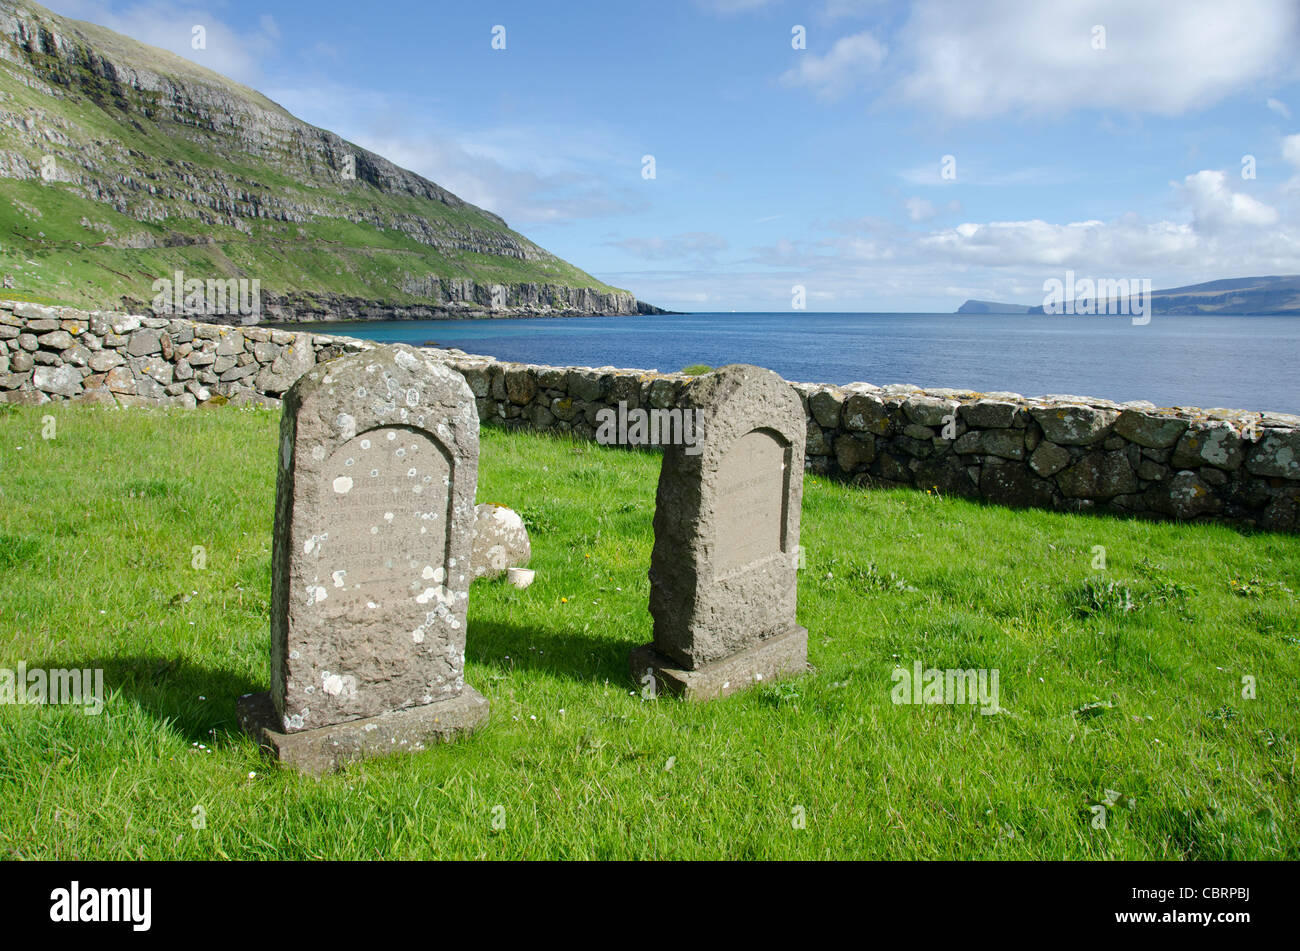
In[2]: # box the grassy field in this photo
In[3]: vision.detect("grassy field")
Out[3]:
[0,404,1297,860]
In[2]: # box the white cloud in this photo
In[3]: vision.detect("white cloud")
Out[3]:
[898,0,1300,118]
[901,197,963,221]
[786,0,1300,117]
[918,218,1201,269]
[257,79,644,228]
[608,232,730,262]
[633,168,1300,311]
[1283,134,1300,168]
[907,170,1290,281]
[340,126,644,227]
[904,197,935,221]
[781,31,886,99]
[1267,97,1292,118]
[1178,170,1279,230]
[49,0,279,86]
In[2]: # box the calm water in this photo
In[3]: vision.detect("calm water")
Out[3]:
[278,312,1300,414]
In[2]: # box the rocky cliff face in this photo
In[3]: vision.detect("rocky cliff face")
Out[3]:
[0,0,647,319]
[121,282,645,326]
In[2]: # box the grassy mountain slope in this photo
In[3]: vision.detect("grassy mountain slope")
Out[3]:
[0,0,645,320]
[957,275,1300,316]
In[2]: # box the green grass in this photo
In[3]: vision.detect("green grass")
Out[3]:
[0,405,1297,859]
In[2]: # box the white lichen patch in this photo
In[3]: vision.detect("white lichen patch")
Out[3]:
[334,413,356,440]
[321,671,358,698]
[333,476,353,494]
[415,585,455,606]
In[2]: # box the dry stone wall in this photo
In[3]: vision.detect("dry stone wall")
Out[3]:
[3,299,1298,532]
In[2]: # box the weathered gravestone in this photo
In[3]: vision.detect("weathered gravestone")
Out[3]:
[237,344,488,773]
[630,364,809,700]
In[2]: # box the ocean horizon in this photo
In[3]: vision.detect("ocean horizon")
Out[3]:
[273,311,1300,415]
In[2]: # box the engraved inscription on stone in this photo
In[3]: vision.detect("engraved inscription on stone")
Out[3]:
[310,425,452,617]
[714,428,787,574]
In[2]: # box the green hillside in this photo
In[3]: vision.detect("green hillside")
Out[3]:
[0,0,641,320]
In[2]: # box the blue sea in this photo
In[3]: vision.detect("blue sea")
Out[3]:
[276,312,1300,415]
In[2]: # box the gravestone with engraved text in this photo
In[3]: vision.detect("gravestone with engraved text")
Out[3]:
[631,363,809,700]
[238,344,487,772]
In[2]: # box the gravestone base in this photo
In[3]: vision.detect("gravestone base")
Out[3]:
[630,625,808,701]
[237,688,489,776]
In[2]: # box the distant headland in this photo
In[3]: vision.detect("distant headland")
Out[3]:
[958,275,1300,316]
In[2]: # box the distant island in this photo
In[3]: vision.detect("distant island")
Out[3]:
[957,275,1300,316]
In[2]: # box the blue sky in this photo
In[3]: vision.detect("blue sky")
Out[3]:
[44,0,1300,312]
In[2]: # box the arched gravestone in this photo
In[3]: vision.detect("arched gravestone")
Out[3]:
[237,344,488,773]
[631,364,809,700]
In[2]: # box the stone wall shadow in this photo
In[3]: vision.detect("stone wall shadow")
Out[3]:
[841,471,1276,539]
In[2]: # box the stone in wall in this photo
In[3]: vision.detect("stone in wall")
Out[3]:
[2,298,1298,532]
